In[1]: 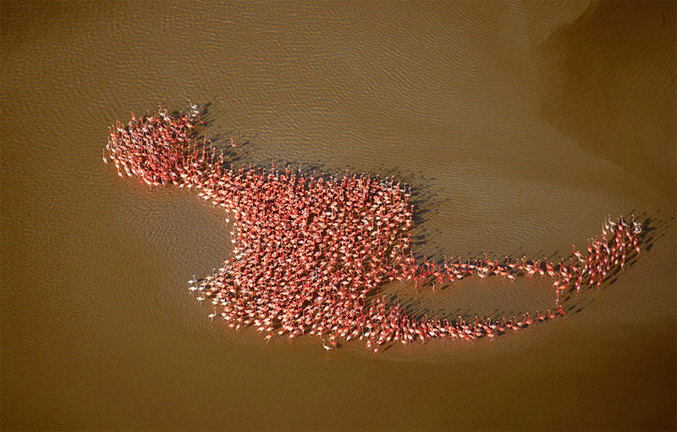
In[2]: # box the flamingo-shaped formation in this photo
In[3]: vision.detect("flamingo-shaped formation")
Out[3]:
[104,105,642,353]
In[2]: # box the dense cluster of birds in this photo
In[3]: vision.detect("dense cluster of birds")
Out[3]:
[104,105,642,353]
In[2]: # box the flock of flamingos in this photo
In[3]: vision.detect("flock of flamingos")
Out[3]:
[104,104,642,353]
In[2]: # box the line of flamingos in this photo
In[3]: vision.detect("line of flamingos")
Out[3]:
[104,105,642,353]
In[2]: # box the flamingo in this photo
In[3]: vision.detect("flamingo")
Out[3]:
[104,107,641,353]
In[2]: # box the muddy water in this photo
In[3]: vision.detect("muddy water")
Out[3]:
[1,1,675,430]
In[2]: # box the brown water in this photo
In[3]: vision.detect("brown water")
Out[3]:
[2,1,675,430]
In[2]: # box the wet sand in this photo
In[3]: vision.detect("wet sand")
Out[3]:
[1,1,675,430]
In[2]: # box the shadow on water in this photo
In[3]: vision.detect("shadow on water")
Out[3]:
[170,103,671,347]
[186,102,444,240]
[383,210,670,343]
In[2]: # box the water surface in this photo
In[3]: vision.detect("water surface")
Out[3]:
[1,1,675,430]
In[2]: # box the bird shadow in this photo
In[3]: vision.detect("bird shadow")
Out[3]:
[177,103,671,349]
[373,209,670,343]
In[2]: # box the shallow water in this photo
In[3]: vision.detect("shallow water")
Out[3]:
[1,1,675,430]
